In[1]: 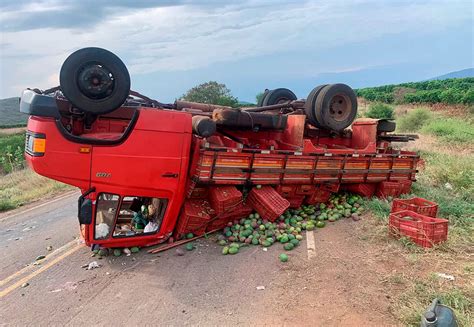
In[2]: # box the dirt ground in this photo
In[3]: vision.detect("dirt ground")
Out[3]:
[0,127,26,135]
[1,192,472,326]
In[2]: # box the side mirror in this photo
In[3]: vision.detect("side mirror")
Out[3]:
[78,187,95,225]
[78,198,93,225]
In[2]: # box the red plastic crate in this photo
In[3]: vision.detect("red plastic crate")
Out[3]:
[276,185,296,197]
[247,186,290,222]
[376,181,406,198]
[295,184,316,195]
[342,183,376,197]
[389,210,448,248]
[392,197,438,217]
[400,180,413,194]
[176,199,212,237]
[209,186,242,214]
[189,187,209,199]
[287,195,306,208]
[305,189,331,205]
[206,203,253,231]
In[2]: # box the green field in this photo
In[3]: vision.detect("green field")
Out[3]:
[356,78,474,105]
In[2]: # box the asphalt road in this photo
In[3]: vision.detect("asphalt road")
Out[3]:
[0,193,395,326]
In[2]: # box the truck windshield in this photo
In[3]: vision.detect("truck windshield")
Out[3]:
[112,196,168,238]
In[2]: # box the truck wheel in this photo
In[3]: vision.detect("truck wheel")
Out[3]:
[262,88,297,106]
[314,84,357,131]
[60,47,130,115]
[304,84,327,128]
[257,89,270,107]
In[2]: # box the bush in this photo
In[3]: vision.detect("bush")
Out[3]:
[365,103,394,119]
[397,108,431,132]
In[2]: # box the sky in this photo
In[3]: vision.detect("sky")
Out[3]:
[0,0,473,102]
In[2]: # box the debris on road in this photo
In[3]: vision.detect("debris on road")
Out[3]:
[35,255,46,261]
[175,248,185,256]
[86,261,101,270]
[436,273,455,281]
[123,248,131,256]
[21,282,29,288]
[256,286,265,290]
[46,245,53,251]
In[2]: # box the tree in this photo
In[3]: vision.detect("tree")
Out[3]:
[181,81,238,107]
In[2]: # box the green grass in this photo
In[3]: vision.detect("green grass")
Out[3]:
[396,275,473,327]
[397,108,432,132]
[0,133,25,174]
[0,168,71,212]
[421,118,474,144]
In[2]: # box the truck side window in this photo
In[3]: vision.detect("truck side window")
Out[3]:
[113,197,168,238]
[94,193,120,240]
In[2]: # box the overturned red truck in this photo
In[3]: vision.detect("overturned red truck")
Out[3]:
[20,48,419,249]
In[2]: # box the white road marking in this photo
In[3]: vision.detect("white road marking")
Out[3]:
[0,239,79,287]
[0,243,82,298]
[306,230,316,260]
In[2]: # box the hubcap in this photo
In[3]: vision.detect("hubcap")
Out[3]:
[328,94,351,121]
[77,63,114,99]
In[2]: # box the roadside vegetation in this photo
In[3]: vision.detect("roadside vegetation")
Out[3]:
[0,132,70,212]
[364,103,395,119]
[362,97,473,326]
[356,78,474,105]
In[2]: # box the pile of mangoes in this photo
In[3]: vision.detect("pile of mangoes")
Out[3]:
[217,192,365,261]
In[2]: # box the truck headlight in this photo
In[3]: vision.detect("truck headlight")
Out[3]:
[25,131,46,157]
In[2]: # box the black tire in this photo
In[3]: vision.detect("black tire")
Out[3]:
[377,119,396,133]
[257,89,270,107]
[314,84,358,131]
[304,84,327,128]
[60,47,130,115]
[262,88,296,106]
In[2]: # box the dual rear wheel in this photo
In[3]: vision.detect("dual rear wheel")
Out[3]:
[259,84,358,131]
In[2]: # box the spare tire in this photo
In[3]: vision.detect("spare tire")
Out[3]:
[60,47,130,115]
[304,84,328,128]
[262,88,297,106]
[314,84,357,131]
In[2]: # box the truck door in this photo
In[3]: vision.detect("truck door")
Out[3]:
[90,109,192,239]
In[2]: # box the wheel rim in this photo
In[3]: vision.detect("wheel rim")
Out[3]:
[328,93,352,122]
[275,97,291,104]
[77,62,115,99]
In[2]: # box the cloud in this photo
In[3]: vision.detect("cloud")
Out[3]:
[0,0,472,98]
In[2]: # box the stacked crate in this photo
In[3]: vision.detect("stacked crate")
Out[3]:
[247,186,290,222]
[176,199,212,238]
[389,197,446,248]
[276,185,304,208]
[209,186,242,214]
[206,186,247,231]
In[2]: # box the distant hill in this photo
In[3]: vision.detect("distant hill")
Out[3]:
[429,68,474,80]
[0,97,26,127]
